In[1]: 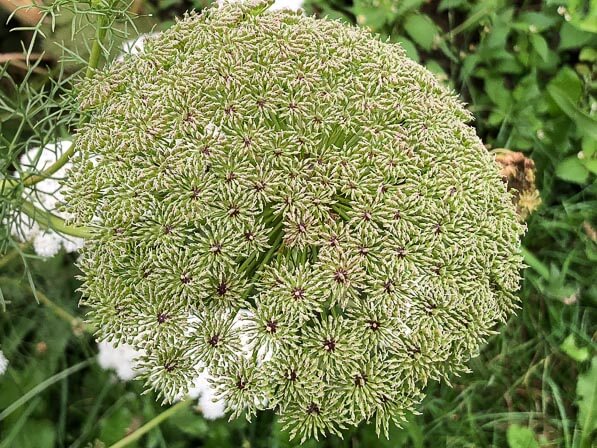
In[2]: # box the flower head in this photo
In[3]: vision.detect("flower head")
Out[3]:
[65,0,524,440]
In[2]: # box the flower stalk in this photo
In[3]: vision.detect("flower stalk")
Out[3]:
[19,200,93,238]
[108,399,193,448]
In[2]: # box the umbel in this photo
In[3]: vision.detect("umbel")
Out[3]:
[65,0,524,441]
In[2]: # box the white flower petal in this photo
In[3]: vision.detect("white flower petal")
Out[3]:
[270,0,304,11]
[0,350,8,375]
[198,387,226,420]
[97,341,143,381]
[33,232,62,257]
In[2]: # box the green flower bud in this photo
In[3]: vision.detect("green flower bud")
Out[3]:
[65,0,524,441]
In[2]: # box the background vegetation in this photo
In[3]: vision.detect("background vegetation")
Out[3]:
[0,0,595,447]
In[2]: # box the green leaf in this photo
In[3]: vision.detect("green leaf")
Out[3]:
[460,54,480,80]
[560,334,590,362]
[168,407,209,437]
[566,0,597,33]
[579,47,597,62]
[578,47,597,62]
[157,0,179,10]
[393,35,420,62]
[99,407,134,445]
[547,85,597,140]
[577,357,597,446]
[405,418,424,448]
[425,60,448,80]
[518,11,559,32]
[0,359,93,422]
[438,0,467,11]
[559,22,595,50]
[308,5,352,22]
[530,33,550,61]
[582,136,597,157]
[548,66,583,103]
[507,424,540,448]
[583,158,597,175]
[11,420,56,448]
[394,0,426,16]
[521,247,550,280]
[555,156,590,184]
[485,16,512,49]
[513,74,541,103]
[485,77,512,110]
[354,0,399,31]
[403,14,438,51]
[436,38,459,63]
[488,110,507,127]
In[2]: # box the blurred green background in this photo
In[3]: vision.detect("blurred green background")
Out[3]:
[0,1,595,447]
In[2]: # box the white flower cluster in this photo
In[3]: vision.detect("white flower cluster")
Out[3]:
[97,311,242,421]
[188,370,227,420]
[11,141,84,257]
[116,33,161,63]
[269,0,303,10]
[0,350,8,375]
[97,341,141,381]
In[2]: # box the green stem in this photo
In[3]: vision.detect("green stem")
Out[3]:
[0,359,94,422]
[248,410,275,448]
[258,222,284,270]
[238,252,258,273]
[331,204,350,221]
[20,200,94,238]
[0,178,20,196]
[444,3,493,39]
[310,245,318,263]
[242,221,284,300]
[85,14,108,80]
[333,202,351,211]
[299,249,307,265]
[35,289,93,334]
[35,289,79,325]
[580,432,593,448]
[0,249,20,270]
[3,276,94,334]
[333,194,351,205]
[108,400,193,448]
[21,14,108,188]
[21,145,77,188]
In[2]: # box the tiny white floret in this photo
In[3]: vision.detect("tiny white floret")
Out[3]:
[0,350,8,375]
